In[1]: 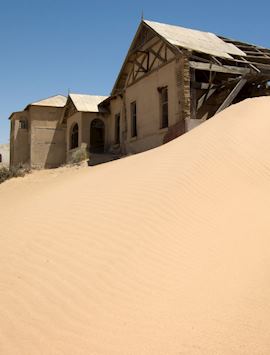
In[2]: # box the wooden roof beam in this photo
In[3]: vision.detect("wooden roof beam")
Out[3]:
[189,61,252,75]
[216,78,247,114]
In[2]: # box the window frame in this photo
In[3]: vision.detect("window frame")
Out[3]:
[114,113,120,144]
[159,86,169,129]
[70,123,79,150]
[130,101,137,138]
[19,119,28,130]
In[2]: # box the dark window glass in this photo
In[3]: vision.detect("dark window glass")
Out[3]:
[130,101,137,137]
[115,114,120,144]
[160,87,168,129]
[71,123,79,149]
[19,120,28,129]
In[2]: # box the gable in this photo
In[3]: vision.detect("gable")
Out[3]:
[63,96,78,121]
[112,21,177,95]
[69,94,108,112]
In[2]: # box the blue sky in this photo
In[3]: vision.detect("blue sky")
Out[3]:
[1,0,270,144]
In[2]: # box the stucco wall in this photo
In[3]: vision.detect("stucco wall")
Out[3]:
[67,111,108,155]
[107,96,123,152]
[66,112,82,154]
[10,111,30,167]
[29,106,66,169]
[81,112,108,150]
[124,59,178,154]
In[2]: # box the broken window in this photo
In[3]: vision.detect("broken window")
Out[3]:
[160,86,168,129]
[115,113,120,144]
[71,123,79,149]
[19,119,28,129]
[130,101,137,137]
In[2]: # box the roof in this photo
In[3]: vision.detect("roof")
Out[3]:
[69,94,108,112]
[144,20,246,59]
[9,95,67,119]
[8,111,24,120]
[112,19,261,95]
[30,95,67,108]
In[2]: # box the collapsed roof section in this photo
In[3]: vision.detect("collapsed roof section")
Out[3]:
[112,19,270,97]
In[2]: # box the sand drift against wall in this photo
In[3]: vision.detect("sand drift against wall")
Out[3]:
[1,97,270,354]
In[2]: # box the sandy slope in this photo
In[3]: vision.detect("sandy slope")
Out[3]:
[1,97,270,354]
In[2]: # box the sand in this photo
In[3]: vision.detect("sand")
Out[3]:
[1,97,270,354]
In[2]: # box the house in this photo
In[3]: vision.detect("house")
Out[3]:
[9,20,270,168]
[63,94,108,160]
[10,95,67,168]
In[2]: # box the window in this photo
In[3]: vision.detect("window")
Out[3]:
[70,123,79,149]
[0,154,2,163]
[130,101,137,137]
[160,86,168,129]
[19,119,28,129]
[115,113,120,144]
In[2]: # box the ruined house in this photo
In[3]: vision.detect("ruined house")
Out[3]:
[10,95,67,168]
[10,20,270,168]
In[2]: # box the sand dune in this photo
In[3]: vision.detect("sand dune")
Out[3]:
[1,97,270,354]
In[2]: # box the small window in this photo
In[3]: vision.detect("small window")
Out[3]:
[70,123,79,149]
[130,101,137,137]
[0,154,2,163]
[160,86,168,129]
[19,119,28,129]
[115,113,120,144]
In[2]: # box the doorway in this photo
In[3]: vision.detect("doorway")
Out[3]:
[90,119,105,153]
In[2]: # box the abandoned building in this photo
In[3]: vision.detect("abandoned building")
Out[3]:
[10,95,67,168]
[9,19,270,168]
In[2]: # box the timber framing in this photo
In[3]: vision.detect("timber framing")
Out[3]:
[112,21,178,95]
[110,19,270,125]
[62,96,77,123]
[189,39,270,120]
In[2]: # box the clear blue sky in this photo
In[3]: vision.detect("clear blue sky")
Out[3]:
[1,0,270,144]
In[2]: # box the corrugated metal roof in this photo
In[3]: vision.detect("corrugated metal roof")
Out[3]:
[144,20,246,59]
[31,95,67,107]
[69,94,108,112]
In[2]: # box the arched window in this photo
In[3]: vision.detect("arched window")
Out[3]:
[70,123,79,149]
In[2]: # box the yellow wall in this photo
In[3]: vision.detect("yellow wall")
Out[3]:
[66,111,108,159]
[108,59,178,154]
[29,106,66,169]
[10,111,30,167]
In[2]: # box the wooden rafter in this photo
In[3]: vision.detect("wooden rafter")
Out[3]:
[197,86,216,111]
[125,40,170,87]
[216,78,247,114]
[148,42,166,70]
[190,61,251,75]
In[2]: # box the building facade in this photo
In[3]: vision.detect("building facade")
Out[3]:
[10,20,270,169]
[10,95,67,169]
